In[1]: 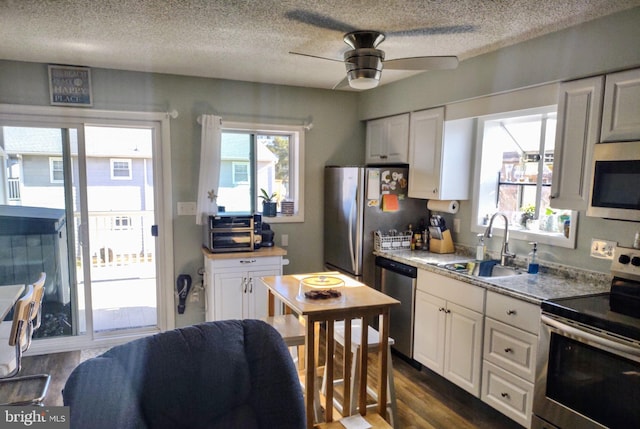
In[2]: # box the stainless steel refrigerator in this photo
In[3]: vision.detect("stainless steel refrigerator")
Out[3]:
[324,165,426,287]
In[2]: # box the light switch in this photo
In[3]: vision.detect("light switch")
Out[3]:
[177,202,197,216]
[281,234,289,247]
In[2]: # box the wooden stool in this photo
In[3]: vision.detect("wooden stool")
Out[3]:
[322,321,398,428]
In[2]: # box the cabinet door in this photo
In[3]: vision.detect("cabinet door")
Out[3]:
[247,268,281,319]
[213,271,246,320]
[601,68,640,142]
[365,118,387,163]
[551,76,604,210]
[386,114,410,163]
[444,301,483,397]
[413,290,446,373]
[408,107,444,199]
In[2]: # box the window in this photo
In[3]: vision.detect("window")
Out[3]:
[49,157,64,183]
[112,215,132,230]
[472,106,577,248]
[216,122,304,222]
[110,158,132,180]
[232,162,249,184]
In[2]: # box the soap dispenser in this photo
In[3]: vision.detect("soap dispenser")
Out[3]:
[475,234,486,261]
[527,242,539,274]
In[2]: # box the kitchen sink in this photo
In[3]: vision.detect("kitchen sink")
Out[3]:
[442,260,525,278]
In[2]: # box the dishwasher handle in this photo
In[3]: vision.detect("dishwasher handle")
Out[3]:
[375,256,417,278]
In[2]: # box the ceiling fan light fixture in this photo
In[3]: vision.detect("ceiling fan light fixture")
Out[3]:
[347,75,380,90]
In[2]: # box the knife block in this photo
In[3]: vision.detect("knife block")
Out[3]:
[430,229,455,254]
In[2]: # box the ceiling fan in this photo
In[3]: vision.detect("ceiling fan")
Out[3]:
[286,10,475,90]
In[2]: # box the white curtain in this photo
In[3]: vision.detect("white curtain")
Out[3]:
[196,114,222,225]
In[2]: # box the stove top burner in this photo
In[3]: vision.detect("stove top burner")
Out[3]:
[542,293,640,342]
[542,246,640,343]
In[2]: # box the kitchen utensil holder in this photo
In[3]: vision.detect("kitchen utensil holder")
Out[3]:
[430,229,455,254]
[374,231,412,251]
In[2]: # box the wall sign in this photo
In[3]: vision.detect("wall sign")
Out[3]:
[48,65,93,107]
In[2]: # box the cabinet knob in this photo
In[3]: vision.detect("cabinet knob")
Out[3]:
[501,392,510,399]
[506,309,517,316]
[432,188,438,194]
[504,347,513,354]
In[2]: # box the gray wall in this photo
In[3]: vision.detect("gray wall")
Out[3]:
[358,7,640,274]
[1,7,640,324]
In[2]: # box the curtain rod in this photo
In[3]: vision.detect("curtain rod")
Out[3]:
[196,114,313,130]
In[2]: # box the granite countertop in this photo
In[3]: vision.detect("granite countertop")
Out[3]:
[374,249,611,305]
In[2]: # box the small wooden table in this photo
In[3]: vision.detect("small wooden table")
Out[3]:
[260,273,399,429]
[0,284,26,321]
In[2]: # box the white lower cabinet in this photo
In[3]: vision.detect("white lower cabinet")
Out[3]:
[482,291,541,428]
[413,270,485,397]
[204,255,283,321]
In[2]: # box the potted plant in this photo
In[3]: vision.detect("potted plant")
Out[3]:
[260,188,278,217]
[520,204,536,228]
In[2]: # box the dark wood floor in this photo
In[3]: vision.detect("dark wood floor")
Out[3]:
[16,349,522,429]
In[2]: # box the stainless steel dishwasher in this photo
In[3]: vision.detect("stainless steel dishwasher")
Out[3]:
[375,256,417,358]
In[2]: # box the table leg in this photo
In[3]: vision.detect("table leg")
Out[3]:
[305,318,315,429]
[325,320,334,423]
[358,318,368,416]
[378,310,390,419]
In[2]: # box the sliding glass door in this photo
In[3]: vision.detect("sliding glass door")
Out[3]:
[0,114,168,349]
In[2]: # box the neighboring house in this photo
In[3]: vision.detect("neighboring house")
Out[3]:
[217,133,278,213]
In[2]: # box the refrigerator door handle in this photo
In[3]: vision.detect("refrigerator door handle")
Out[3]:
[348,189,357,273]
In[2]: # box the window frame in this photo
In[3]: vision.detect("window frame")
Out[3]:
[49,156,64,183]
[221,121,305,223]
[471,106,578,248]
[110,158,132,180]
[231,161,249,184]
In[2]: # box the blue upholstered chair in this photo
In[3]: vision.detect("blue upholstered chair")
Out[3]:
[63,319,306,429]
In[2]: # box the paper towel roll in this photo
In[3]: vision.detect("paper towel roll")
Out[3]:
[427,200,459,214]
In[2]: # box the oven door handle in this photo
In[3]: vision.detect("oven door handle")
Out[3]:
[542,314,640,359]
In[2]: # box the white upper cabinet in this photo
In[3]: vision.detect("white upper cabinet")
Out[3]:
[408,107,472,200]
[365,113,410,164]
[601,68,640,142]
[550,76,604,210]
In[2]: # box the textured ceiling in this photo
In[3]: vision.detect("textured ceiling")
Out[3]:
[1,0,639,90]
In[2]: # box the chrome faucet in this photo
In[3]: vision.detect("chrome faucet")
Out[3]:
[484,213,516,266]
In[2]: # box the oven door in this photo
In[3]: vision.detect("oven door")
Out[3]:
[534,314,640,429]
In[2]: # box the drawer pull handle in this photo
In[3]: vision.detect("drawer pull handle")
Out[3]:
[240,259,257,264]
[501,392,510,399]
[504,347,513,353]
[439,307,445,312]
[506,309,517,316]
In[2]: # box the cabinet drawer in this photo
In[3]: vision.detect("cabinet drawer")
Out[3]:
[481,360,534,428]
[484,318,538,382]
[417,270,485,313]
[209,256,282,270]
[485,291,540,334]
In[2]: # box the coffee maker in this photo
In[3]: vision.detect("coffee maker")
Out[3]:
[261,222,275,247]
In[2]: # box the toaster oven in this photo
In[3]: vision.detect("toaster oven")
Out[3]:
[204,214,262,253]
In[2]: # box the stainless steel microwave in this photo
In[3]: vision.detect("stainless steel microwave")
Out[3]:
[587,142,640,221]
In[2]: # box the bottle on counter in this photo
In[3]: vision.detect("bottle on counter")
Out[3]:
[528,242,539,274]
[475,234,486,260]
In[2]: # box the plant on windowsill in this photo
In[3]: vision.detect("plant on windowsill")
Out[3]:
[520,204,536,229]
[260,188,278,217]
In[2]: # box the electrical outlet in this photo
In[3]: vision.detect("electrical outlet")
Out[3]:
[453,218,460,234]
[590,238,617,259]
[177,202,197,216]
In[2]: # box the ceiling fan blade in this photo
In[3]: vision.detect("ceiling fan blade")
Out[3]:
[289,51,342,63]
[387,25,476,37]
[332,76,350,90]
[383,56,459,70]
[285,10,356,33]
